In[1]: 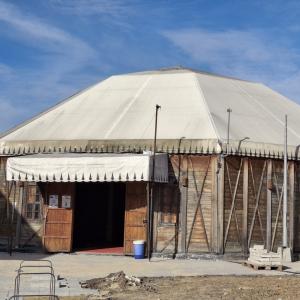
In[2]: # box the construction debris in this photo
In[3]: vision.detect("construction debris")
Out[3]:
[80,271,157,298]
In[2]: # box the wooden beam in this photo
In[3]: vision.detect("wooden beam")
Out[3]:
[271,168,283,251]
[217,155,225,254]
[178,155,187,254]
[146,182,151,259]
[180,184,187,253]
[211,156,218,253]
[289,161,295,251]
[266,160,272,252]
[242,158,249,255]
[152,184,159,253]
[15,184,24,248]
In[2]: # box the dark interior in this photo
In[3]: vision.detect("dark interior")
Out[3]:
[73,182,126,250]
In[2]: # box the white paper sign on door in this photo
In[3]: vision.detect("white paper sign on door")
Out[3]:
[62,195,71,208]
[49,195,58,208]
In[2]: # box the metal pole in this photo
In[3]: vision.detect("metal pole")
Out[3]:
[226,108,232,154]
[148,104,161,261]
[283,114,288,247]
[237,137,250,153]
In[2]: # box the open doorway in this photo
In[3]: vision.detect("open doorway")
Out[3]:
[73,182,126,253]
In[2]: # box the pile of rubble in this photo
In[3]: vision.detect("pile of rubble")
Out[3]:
[80,271,157,298]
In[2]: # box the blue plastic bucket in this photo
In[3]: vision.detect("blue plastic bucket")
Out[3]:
[133,240,145,259]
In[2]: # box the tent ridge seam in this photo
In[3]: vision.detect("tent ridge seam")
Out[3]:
[192,73,221,140]
[104,75,153,139]
[230,79,300,140]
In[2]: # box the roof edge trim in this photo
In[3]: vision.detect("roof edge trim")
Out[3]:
[0,139,299,160]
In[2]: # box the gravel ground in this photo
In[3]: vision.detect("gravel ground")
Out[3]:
[2,252,300,299]
[23,276,300,300]
[105,275,300,300]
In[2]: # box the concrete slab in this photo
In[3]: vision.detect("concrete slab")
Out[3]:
[1,252,299,299]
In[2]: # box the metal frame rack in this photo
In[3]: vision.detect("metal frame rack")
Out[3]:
[9,259,58,300]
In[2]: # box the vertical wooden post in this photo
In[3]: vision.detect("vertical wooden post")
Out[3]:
[211,156,217,252]
[242,158,249,255]
[289,161,295,251]
[180,184,187,253]
[152,184,159,253]
[146,182,151,259]
[283,115,288,247]
[266,160,272,252]
[15,183,24,248]
[180,155,187,254]
[217,155,225,254]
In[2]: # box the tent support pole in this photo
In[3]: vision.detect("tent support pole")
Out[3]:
[283,115,288,248]
[148,104,161,262]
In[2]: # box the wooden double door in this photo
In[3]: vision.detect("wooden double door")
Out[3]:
[43,183,74,252]
[43,208,73,252]
[124,182,147,254]
[42,182,147,254]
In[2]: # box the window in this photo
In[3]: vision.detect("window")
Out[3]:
[24,185,42,221]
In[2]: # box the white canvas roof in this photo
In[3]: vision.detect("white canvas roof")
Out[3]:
[6,153,168,183]
[1,67,300,158]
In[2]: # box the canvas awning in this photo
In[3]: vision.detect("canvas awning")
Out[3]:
[6,153,168,183]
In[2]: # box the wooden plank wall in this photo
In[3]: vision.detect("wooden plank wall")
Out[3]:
[0,156,21,248]
[224,157,296,254]
[0,157,44,250]
[294,163,300,252]
[154,183,179,254]
[224,157,244,253]
[185,155,212,253]
[0,157,11,247]
[270,161,284,251]
[246,159,267,250]
[154,155,213,254]
[0,154,299,256]
[153,156,179,254]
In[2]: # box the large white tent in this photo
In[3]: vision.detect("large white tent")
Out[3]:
[1,67,300,157]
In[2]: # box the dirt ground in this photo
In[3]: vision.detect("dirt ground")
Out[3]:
[75,275,300,300]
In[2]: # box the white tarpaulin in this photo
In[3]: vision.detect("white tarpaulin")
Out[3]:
[6,153,168,183]
[2,67,300,157]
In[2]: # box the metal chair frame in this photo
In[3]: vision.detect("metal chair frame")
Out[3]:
[9,295,59,300]
[11,259,57,300]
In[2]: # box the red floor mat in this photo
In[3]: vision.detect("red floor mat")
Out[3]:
[77,247,124,255]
